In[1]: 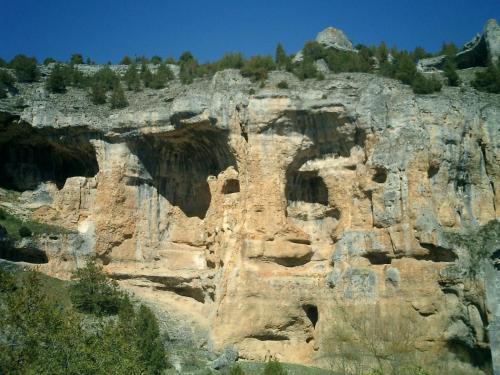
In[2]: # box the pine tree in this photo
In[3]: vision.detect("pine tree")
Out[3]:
[110,83,129,109]
[133,305,168,374]
[120,55,133,65]
[10,54,39,82]
[46,64,69,93]
[89,81,107,105]
[124,63,142,91]
[140,62,153,88]
[70,53,84,65]
[275,43,288,69]
[443,58,460,86]
[150,63,174,89]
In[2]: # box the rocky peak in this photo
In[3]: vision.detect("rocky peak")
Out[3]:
[484,18,500,63]
[315,26,355,51]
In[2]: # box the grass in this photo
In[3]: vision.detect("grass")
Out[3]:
[0,207,74,240]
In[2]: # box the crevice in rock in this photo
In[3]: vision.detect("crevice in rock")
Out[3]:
[427,164,439,179]
[372,166,388,183]
[157,285,205,303]
[128,125,237,219]
[0,120,99,191]
[303,304,319,328]
[247,333,289,341]
[363,252,392,265]
[491,249,500,271]
[0,243,48,264]
[268,252,313,267]
[416,243,458,262]
[222,179,240,194]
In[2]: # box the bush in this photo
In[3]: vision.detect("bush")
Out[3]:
[133,305,168,374]
[263,360,287,375]
[10,54,39,82]
[43,57,56,65]
[241,55,275,82]
[275,43,289,69]
[70,53,84,65]
[150,55,162,65]
[228,364,246,374]
[69,258,126,315]
[214,52,245,70]
[276,80,288,89]
[179,51,200,84]
[150,63,174,89]
[46,63,69,93]
[120,55,133,65]
[293,59,318,80]
[89,81,107,104]
[109,83,128,109]
[443,58,460,86]
[140,62,154,87]
[393,52,417,85]
[0,70,15,98]
[472,61,500,93]
[92,66,119,90]
[0,267,16,292]
[411,73,442,94]
[123,63,141,91]
[18,226,32,237]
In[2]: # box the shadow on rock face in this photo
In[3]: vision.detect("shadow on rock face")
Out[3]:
[127,125,237,219]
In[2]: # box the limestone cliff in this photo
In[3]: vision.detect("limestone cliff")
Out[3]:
[0,66,499,370]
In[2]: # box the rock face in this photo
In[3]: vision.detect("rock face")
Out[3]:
[0,68,499,370]
[315,27,354,51]
[418,19,499,72]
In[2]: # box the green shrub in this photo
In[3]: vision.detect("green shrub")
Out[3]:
[46,63,69,93]
[140,62,154,87]
[150,63,174,89]
[70,53,84,65]
[276,80,288,89]
[293,59,318,80]
[0,209,6,220]
[133,305,168,374]
[263,359,287,375]
[241,55,275,82]
[10,54,39,82]
[124,63,141,91]
[89,81,107,104]
[0,70,15,98]
[275,43,290,69]
[179,51,200,84]
[69,258,126,315]
[18,226,32,237]
[93,66,119,90]
[472,61,500,93]
[151,55,162,65]
[110,83,128,109]
[214,52,245,70]
[0,267,16,292]
[443,58,460,86]
[120,55,133,65]
[229,364,246,374]
[393,52,417,85]
[43,57,56,65]
[411,73,442,94]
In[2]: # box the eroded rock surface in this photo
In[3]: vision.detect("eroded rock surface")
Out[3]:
[0,68,498,369]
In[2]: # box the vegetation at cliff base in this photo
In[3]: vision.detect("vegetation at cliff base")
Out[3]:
[0,261,168,374]
[472,60,500,93]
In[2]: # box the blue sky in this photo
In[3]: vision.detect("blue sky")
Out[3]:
[1,0,499,64]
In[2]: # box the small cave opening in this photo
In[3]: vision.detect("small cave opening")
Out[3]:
[372,166,388,184]
[222,179,240,194]
[0,121,98,191]
[491,249,500,271]
[364,252,392,265]
[286,170,328,205]
[303,304,319,329]
[128,126,236,219]
[417,243,458,262]
[0,243,48,264]
[428,164,440,179]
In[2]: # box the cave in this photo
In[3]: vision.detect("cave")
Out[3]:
[128,125,236,219]
[222,179,240,194]
[0,243,48,264]
[372,166,388,183]
[303,304,319,329]
[417,243,458,262]
[286,170,328,205]
[0,120,98,191]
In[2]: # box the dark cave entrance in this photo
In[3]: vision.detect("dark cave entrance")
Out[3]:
[128,126,237,219]
[303,304,319,329]
[286,170,328,205]
[0,120,98,191]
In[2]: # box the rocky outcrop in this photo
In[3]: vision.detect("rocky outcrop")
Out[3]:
[0,66,498,371]
[293,26,356,62]
[418,19,499,72]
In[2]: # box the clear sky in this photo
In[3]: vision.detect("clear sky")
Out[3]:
[1,0,499,64]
